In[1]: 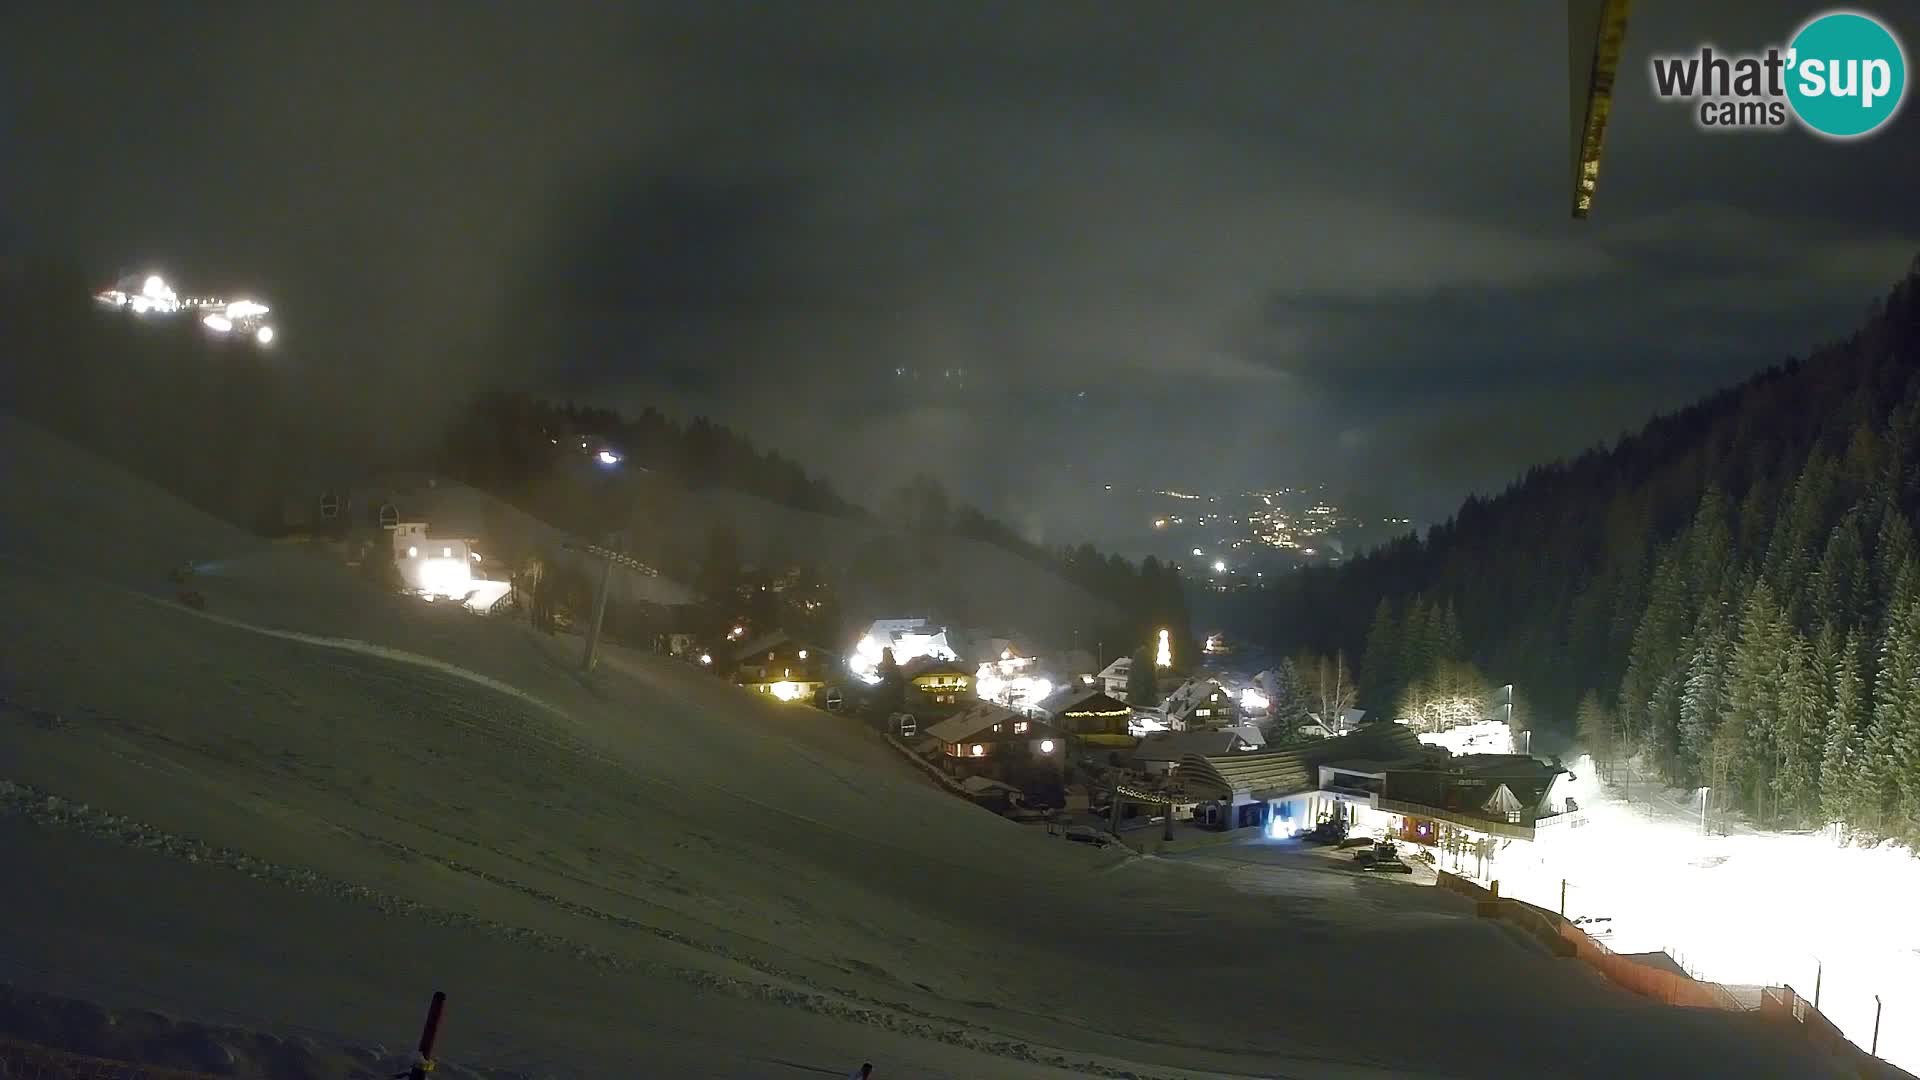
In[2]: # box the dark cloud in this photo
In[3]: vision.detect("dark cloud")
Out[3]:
[5,1,1917,538]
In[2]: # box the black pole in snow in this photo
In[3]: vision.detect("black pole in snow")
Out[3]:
[583,551,615,672]
[397,991,446,1080]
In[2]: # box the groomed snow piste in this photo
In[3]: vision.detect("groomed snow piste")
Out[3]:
[0,417,1859,1078]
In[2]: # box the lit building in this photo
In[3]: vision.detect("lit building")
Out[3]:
[731,630,832,704]
[901,656,974,710]
[974,648,1054,713]
[1170,725,1583,870]
[1158,676,1235,731]
[1037,688,1135,749]
[390,522,479,600]
[1096,655,1133,701]
[848,617,957,684]
[924,701,1064,779]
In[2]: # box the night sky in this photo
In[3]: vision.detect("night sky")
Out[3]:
[6,2,1917,539]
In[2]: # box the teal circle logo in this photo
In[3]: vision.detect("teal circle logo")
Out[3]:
[1786,11,1907,138]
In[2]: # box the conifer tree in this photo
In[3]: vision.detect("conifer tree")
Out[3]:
[1360,599,1400,710]
[1724,582,1786,819]
[1773,633,1824,821]
[1576,689,1615,779]
[1863,563,1920,836]
[1263,659,1313,741]
[1811,513,1869,631]
[1820,628,1864,832]
[1678,622,1729,785]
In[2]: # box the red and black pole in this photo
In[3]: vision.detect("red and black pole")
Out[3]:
[396,991,446,1080]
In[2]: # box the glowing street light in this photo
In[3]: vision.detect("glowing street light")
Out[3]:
[597,450,621,465]
[202,313,233,333]
[1212,560,1227,573]
[254,325,275,345]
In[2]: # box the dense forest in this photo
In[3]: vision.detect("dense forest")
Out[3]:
[1257,257,1920,844]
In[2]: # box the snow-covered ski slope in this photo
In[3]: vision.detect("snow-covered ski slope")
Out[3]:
[0,417,1851,1078]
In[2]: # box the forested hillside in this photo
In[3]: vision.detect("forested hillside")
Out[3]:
[444,391,1196,657]
[1264,257,1920,843]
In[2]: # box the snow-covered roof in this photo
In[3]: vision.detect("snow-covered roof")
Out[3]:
[901,655,973,680]
[1135,729,1253,762]
[1097,655,1132,680]
[923,701,1026,744]
[1224,723,1267,748]
[864,616,937,639]
[1160,676,1230,722]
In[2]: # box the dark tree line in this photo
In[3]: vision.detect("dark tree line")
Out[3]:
[1358,596,1488,731]
[445,391,861,520]
[445,398,1195,661]
[1255,257,1920,843]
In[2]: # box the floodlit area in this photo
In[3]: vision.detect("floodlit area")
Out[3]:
[976,651,1053,709]
[93,272,277,345]
[847,621,957,684]
[1475,755,1919,1074]
[0,419,1867,1078]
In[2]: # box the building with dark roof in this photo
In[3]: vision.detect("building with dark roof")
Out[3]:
[1037,688,1135,747]
[924,701,1065,779]
[901,656,975,712]
[1165,723,1584,857]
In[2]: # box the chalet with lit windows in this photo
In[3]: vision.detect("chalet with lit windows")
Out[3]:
[730,630,833,703]
[901,656,974,712]
[1160,676,1235,730]
[924,701,1065,778]
[1096,656,1133,701]
[1038,689,1136,748]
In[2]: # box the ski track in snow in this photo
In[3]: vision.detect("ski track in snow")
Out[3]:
[0,563,1222,1079]
[0,777,1196,1079]
[0,422,1868,1080]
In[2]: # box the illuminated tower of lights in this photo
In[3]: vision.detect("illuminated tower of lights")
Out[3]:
[1155,628,1172,668]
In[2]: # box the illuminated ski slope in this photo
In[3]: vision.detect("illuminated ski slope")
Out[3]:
[1481,756,1919,1075]
[0,417,1855,1079]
